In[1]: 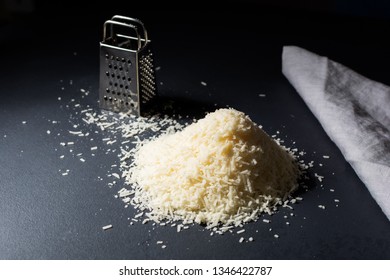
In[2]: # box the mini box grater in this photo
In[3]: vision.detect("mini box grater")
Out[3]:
[99,15,156,115]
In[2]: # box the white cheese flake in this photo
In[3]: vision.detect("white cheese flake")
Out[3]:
[134,212,144,219]
[314,173,324,182]
[102,224,113,230]
[69,130,82,135]
[112,173,120,179]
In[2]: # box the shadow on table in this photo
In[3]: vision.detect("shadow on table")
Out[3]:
[144,93,221,120]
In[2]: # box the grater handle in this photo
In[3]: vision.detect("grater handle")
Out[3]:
[111,15,149,49]
[103,20,141,50]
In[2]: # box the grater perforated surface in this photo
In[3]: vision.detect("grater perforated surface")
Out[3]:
[99,45,139,114]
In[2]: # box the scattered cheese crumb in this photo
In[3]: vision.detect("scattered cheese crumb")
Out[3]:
[248,237,254,242]
[274,234,279,238]
[200,81,207,86]
[314,173,324,182]
[239,237,245,243]
[112,173,120,179]
[134,212,144,219]
[102,224,113,230]
[236,229,245,234]
[69,130,82,135]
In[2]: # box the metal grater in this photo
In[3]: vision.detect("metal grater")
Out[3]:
[99,15,156,115]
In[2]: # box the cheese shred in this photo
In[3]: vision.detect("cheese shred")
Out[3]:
[124,108,300,231]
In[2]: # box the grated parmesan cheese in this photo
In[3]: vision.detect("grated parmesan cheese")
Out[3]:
[124,108,300,231]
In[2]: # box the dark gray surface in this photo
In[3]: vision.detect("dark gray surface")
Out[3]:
[1,8,390,259]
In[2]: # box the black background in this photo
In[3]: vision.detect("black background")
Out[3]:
[1,0,390,259]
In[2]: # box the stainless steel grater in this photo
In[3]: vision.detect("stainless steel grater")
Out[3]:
[99,15,156,115]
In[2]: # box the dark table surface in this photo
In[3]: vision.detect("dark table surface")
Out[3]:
[1,4,390,259]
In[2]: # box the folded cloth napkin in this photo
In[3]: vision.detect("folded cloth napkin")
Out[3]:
[282,46,390,221]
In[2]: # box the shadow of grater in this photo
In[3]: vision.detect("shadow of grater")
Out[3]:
[99,15,157,116]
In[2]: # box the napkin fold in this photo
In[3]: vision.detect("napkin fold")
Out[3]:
[282,46,390,221]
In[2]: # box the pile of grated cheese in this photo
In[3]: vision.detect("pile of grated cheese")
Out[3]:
[123,108,300,230]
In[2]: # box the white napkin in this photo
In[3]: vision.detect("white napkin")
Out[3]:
[282,46,390,221]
